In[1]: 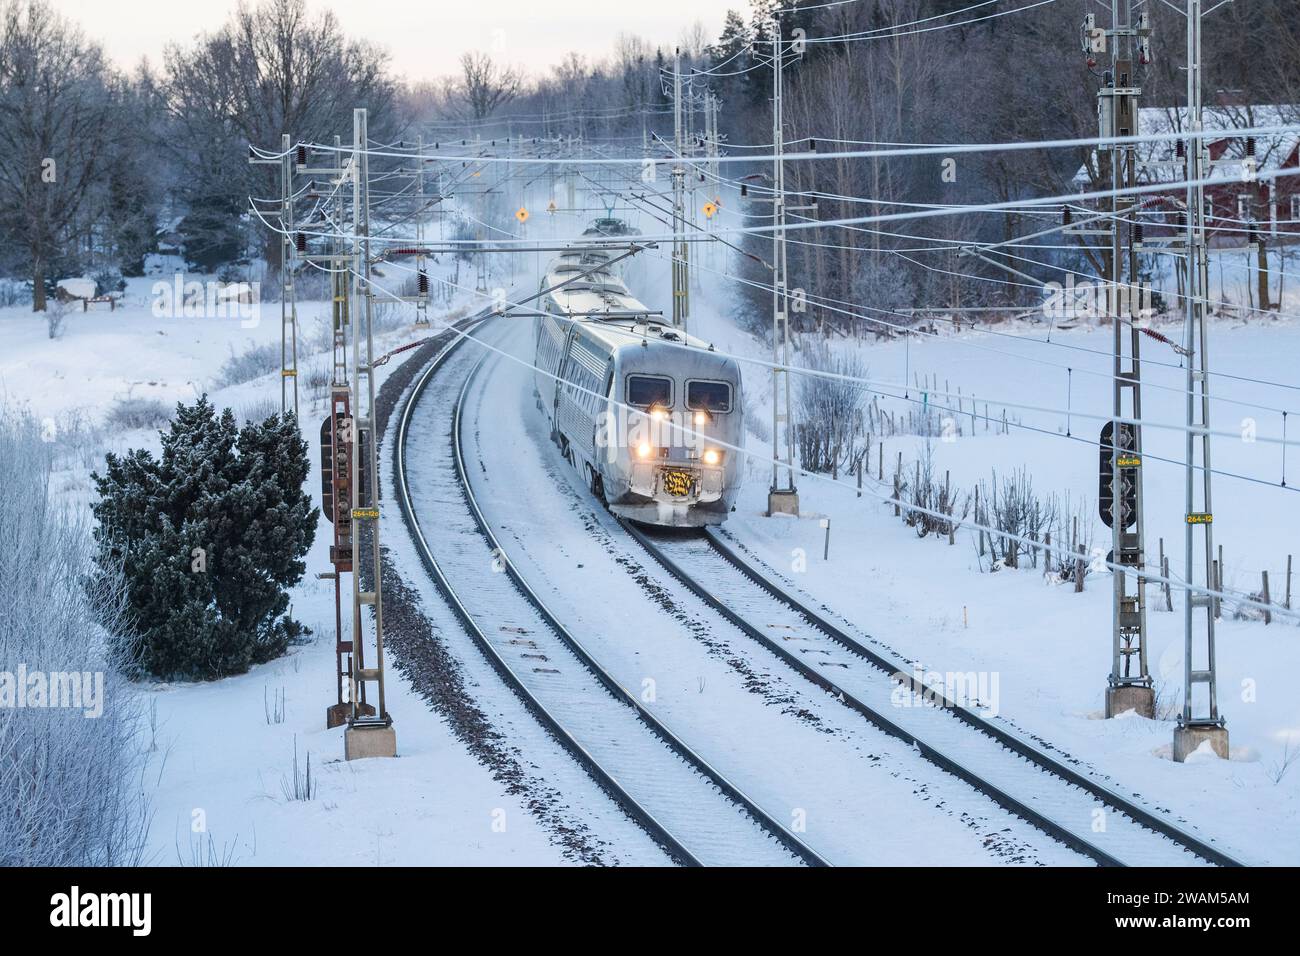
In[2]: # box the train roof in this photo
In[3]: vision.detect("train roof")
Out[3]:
[566,312,732,367]
[539,249,733,368]
[545,282,640,315]
[581,217,639,237]
[543,268,629,297]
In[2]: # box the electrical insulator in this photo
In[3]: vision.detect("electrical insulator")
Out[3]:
[1246,136,1256,157]
[1082,13,1105,55]
[1177,211,1187,227]
[809,139,817,152]
[1133,222,1144,243]
[740,183,748,197]
[1063,207,1072,226]
[1137,12,1152,64]
[461,139,467,146]
[296,144,307,166]
[295,232,306,253]
[417,271,429,295]
[1176,139,1185,159]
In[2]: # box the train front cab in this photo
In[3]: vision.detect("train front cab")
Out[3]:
[601,345,743,527]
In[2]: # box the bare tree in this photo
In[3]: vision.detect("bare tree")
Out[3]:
[0,0,117,311]
[679,20,710,66]
[458,51,522,121]
[162,0,397,270]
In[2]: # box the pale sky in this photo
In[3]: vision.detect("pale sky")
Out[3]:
[53,0,735,80]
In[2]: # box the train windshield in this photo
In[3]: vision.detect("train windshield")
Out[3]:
[627,375,672,408]
[686,380,732,413]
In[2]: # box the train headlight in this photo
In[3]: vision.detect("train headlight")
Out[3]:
[693,410,709,426]
[702,448,721,465]
[636,442,652,459]
[650,406,667,420]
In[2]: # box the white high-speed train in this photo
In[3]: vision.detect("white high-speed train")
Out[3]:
[532,246,743,527]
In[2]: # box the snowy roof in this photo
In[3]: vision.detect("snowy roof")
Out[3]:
[56,277,96,299]
[1074,104,1300,186]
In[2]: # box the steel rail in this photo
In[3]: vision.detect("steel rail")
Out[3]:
[394,319,830,866]
[622,518,1246,868]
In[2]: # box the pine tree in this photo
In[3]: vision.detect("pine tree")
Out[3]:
[91,397,317,680]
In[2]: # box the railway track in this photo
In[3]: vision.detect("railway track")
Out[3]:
[618,520,1247,868]
[393,320,828,867]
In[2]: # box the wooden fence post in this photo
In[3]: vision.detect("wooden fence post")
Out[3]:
[1286,554,1293,610]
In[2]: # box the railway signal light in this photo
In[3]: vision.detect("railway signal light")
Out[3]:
[1098,421,1138,529]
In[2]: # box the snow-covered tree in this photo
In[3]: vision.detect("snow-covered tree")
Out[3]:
[0,410,149,865]
[90,397,318,681]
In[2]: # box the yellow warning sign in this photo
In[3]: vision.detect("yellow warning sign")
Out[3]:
[1116,455,1141,467]
[351,508,380,520]
[516,207,529,223]
[703,202,717,219]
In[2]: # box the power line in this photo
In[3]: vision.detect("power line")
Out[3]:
[347,262,1300,624]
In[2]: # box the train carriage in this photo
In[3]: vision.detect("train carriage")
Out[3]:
[533,254,743,527]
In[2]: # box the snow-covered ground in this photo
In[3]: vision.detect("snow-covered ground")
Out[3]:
[623,239,1300,864]
[457,320,1093,865]
[0,244,626,864]
[5,170,1297,865]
